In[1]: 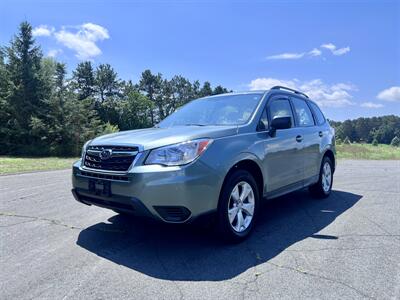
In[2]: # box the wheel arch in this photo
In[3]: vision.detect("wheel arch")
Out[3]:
[323,149,336,172]
[220,158,264,201]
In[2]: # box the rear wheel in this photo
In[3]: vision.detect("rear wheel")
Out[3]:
[217,170,259,242]
[309,156,333,198]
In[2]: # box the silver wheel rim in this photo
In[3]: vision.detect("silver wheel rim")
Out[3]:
[228,181,255,232]
[321,162,332,193]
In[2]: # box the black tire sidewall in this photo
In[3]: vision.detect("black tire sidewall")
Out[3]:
[218,169,260,241]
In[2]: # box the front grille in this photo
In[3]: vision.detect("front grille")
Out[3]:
[84,145,139,171]
[153,206,191,222]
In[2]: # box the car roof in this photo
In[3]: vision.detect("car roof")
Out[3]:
[197,86,312,102]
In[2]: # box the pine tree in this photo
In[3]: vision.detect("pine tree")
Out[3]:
[200,81,213,97]
[0,47,12,152]
[5,21,47,154]
[95,63,120,101]
[139,70,163,124]
[72,61,95,100]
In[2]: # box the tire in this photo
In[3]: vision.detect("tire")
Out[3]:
[309,156,333,198]
[217,169,260,242]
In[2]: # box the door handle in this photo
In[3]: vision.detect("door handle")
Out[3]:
[296,135,303,142]
[319,131,323,137]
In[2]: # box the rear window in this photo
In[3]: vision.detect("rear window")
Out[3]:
[291,97,315,127]
[309,101,326,125]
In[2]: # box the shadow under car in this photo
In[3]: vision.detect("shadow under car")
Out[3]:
[76,189,362,281]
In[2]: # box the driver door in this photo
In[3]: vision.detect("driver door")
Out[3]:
[261,96,304,194]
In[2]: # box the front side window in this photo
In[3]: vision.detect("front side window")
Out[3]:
[158,93,263,127]
[291,97,315,127]
[269,99,294,128]
[309,101,326,125]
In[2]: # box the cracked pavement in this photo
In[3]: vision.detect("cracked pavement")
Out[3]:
[1,160,399,299]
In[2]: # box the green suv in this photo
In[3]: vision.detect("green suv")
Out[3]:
[72,86,336,241]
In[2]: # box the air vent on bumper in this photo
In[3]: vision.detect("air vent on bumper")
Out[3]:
[153,206,191,222]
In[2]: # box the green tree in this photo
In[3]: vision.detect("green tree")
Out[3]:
[4,21,47,154]
[341,120,355,142]
[0,47,12,151]
[167,75,193,114]
[72,61,95,100]
[119,91,154,130]
[95,63,120,101]
[200,81,213,97]
[139,69,163,124]
[213,85,228,95]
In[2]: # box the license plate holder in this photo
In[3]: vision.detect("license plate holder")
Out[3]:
[88,179,111,196]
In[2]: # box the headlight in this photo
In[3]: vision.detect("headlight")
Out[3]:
[81,140,92,159]
[145,139,213,166]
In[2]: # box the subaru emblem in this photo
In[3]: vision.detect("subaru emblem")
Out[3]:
[99,149,112,160]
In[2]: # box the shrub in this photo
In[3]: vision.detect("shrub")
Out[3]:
[390,136,400,147]
[372,138,379,146]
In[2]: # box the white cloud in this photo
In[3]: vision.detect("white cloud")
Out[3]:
[54,23,109,60]
[32,25,54,37]
[320,43,336,51]
[46,49,62,58]
[248,77,356,108]
[333,47,350,55]
[361,102,384,108]
[377,86,400,102]
[308,48,322,57]
[266,42,349,60]
[34,23,110,60]
[249,78,297,90]
[266,52,305,60]
[321,43,350,56]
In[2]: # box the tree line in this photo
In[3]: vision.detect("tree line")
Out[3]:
[1,22,399,157]
[330,115,400,146]
[0,22,229,156]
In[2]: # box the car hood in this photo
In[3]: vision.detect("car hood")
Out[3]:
[90,125,238,150]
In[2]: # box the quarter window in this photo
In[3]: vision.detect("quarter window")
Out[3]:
[309,101,326,125]
[291,98,315,127]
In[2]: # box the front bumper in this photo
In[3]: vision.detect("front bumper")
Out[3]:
[71,159,222,223]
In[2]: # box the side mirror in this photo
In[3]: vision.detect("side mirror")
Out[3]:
[270,116,291,136]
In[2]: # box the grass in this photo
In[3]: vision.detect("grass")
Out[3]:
[0,157,79,175]
[336,143,400,160]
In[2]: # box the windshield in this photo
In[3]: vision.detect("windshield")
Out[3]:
[158,93,263,127]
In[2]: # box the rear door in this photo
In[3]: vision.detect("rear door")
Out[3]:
[262,96,304,193]
[290,96,320,182]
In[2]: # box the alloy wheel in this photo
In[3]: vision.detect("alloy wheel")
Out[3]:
[321,162,332,193]
[227,181,255,232]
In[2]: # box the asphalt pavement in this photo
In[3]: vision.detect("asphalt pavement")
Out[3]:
[1,160,399,299]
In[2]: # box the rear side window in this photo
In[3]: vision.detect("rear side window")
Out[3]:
[269,99,294,128]
[291,97,315,127]
[309,101,326,125]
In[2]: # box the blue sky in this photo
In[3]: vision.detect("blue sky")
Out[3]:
[1,0,399,120]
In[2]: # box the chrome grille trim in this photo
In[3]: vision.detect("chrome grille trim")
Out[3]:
[83,145,140,172]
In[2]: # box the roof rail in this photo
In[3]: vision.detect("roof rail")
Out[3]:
[270,86,309,98]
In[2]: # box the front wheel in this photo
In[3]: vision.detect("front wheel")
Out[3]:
[309,156,333,198]
[217,170,259,242]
